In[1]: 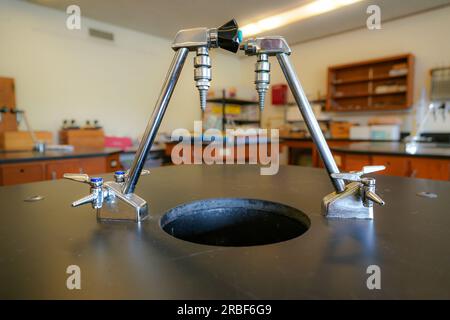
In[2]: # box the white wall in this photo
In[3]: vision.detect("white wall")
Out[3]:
[1,1,449,140]
[0,0,242,141]
[241,5,450,133]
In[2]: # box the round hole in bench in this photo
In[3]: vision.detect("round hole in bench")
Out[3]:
[160,198,310,247]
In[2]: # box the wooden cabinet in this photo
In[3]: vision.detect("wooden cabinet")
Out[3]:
[335,152,449,181]
[165,142,280,164]
[106,153,121,172]
[46,160,82,180]
[0,77,18,132]
[409,158,450,180]
[0,162,45,185]
[371,155,410,177]
[343,154,371,172]
[326,54,414,112]
[80,157,106,175]
[59,129,105,148]
[0,153,122,185]
[0,131,53,151]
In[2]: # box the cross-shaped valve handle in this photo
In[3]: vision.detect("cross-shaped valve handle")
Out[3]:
[63,174,105,208]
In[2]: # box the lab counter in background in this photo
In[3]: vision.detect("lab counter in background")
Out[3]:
[164,136,280,164]
[282,137,450,181]
[0,148,122,186]
[331,142,450,181]
[281,136,376,167]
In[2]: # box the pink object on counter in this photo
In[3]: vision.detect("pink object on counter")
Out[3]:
[104,136,133,151]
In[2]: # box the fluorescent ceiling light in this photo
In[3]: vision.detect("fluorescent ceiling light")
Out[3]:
[240,0,365,37]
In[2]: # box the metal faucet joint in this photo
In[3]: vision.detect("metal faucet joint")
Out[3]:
[194,47,211,111]
[255,53,270,110]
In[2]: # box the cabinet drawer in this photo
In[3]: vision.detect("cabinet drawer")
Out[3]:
[372,155,409,176]
[343,154,371,172]
[80,157,106,175]
[106,154,121,172]
[0,163,44,185]
[409,158,450,181]
[46,160,81,180]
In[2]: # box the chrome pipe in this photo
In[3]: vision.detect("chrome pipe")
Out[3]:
[123,48,189,194]
[277,53,345,193]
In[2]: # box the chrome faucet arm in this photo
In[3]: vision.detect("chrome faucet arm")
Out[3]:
[122,47,189,195]
[63,20,241,222]
[240,36,387,219]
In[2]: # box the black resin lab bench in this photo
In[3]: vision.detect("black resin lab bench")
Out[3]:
[0,165,449,299]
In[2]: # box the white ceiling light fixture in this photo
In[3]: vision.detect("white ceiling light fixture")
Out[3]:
[240,0,365,37]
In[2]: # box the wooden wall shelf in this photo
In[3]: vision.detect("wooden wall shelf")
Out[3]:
[326,54,414,112]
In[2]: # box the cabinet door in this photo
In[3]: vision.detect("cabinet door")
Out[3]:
[80,157,106,175]
[332,153,344,170]
[409,158,450,181]
[371,155,409,177]
[0,162,44,185]
[106,154,121,172]
[343,154,371,172]
[46,160,81,180]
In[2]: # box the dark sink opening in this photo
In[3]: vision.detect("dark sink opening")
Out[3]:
[160,198,310,247]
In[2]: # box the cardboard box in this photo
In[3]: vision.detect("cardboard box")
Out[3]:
[330,122,352,139]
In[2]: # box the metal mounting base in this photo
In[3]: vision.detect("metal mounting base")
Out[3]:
[97,182,149,222]
[321,182,373,220]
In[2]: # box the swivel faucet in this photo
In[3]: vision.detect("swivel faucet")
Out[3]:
[64,19,385,222]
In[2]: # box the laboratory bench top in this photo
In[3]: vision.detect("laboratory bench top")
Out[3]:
[280,136,388,142]
[0,147,122,164]
[330,142,450,159]
[165,136,273,145]
[0,165,449,299]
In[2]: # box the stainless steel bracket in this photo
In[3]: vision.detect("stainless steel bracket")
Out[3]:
[240,36,291,56]
[99,181,148,222]
[172,27,218,51]
[323,166,386,219]
[64,170,150,222]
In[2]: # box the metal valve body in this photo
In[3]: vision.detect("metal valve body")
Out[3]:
[255,53,270,110]
[194,47,211,111]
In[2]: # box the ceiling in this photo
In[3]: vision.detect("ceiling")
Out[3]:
[28,0,450,44]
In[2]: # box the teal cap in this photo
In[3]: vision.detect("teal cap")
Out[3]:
[237,30,243,43]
